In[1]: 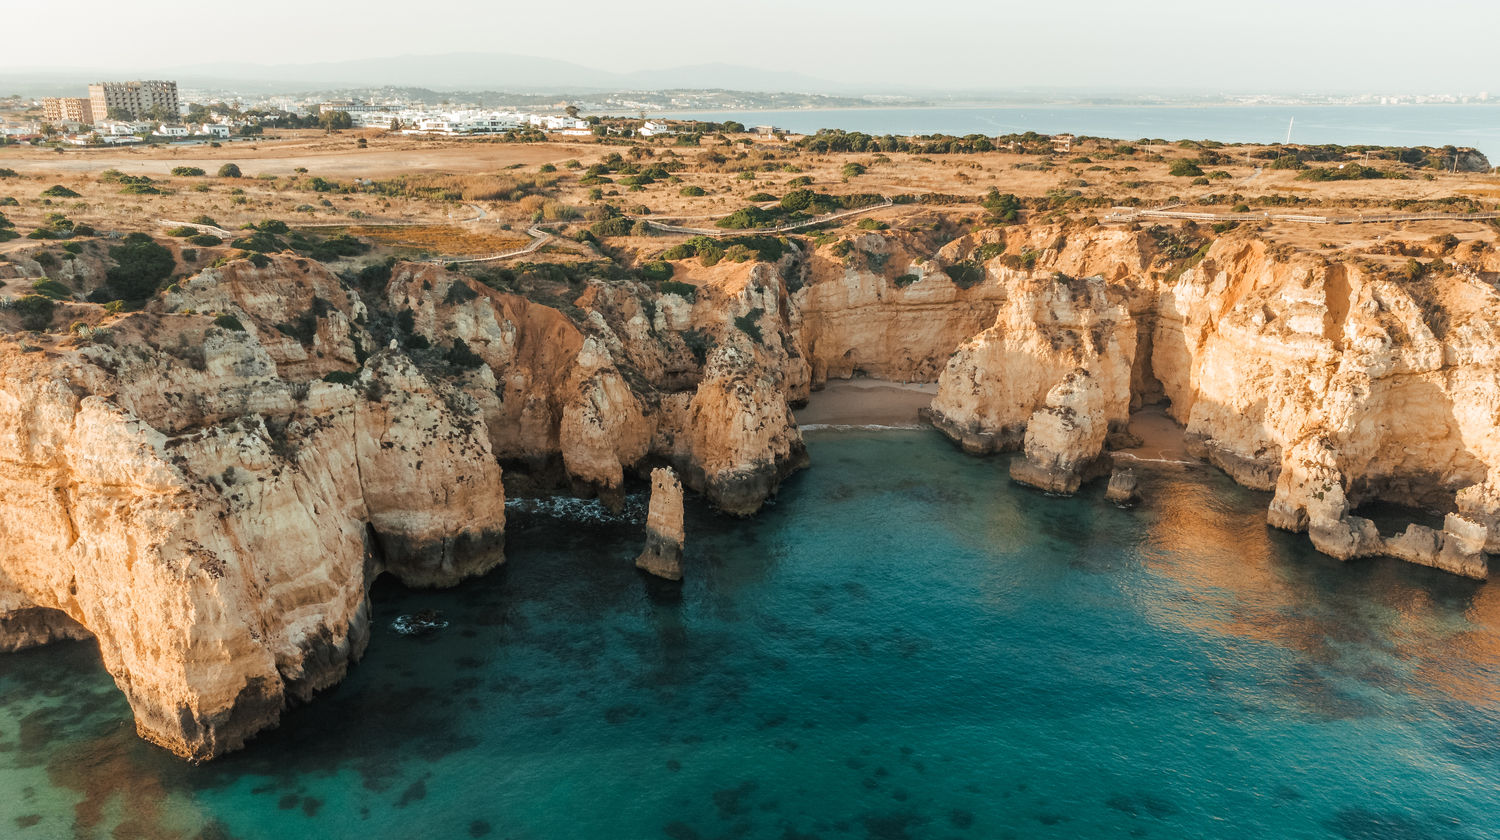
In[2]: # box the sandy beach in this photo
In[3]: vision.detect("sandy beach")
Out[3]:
[1115,404,1195,465]
[795,378,937,427]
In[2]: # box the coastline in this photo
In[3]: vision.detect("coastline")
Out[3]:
[1115,405,1196,467]
[795,378,937,428]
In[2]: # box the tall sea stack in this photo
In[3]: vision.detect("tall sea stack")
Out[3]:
[636,468,685,580]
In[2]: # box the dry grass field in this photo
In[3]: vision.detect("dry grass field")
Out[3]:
[2,128,1497,266]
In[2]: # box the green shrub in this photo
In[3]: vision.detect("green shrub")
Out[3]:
[171,166,206,177]
[659,280,697,300]
[894,273,920,287]
[217,163,242,178]
[188,233,222,247]
[231,230,284,252]
[445,337,484,369]
[841,162,866,178]
[180,248,198,263]
[1296,164,1394,182]
[0,168,17,178]
[248,253,271,268]
[61,242,82,255]
[733,307,764,343]
[12,295,55,330]
[168,226,197,237]
[591,216,633,237]
[213,314,245,331]
[698,241,724,266]
[322,370,359,386]
[1269,155,1306,170]
[638,260,674,283]
[31,278,71,299]
[106,234,175,299]
[1168,159,1204,177]
[856,218,887,231]
[357,257,396,287]
[982,189,1021,223]
[716,206,777,230]
[680,185,707,197]
[943,261,987,289]
[41,185,80,198]
[746,192,777,202]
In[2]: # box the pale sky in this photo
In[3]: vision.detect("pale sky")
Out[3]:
[3,0,1497,93]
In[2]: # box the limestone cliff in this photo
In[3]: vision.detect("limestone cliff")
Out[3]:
[908,228,1499,579]
[927,270,1137,454]
[1158,239,1500,578]
[4,215,1499,764]
[0,256,505,759]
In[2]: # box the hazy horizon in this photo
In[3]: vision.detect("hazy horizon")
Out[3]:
[4,0,1498,95]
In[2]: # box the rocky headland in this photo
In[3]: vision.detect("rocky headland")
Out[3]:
[2,212,1497,759]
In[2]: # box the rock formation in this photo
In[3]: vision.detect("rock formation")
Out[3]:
[1106,468,1141,505]
[1008,368,1110,494]
[636,467,685,580]
[0,249,817,758]
[0,257,507,759]
[926,269,1136,457]
[2,213,1499,761]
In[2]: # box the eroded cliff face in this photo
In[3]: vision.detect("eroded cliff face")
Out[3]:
[927,270,1138,454]
[0,248,827,758]
[1157,239,1500,578]
[0,256,506,759]
[894,228,1500,579]
[3,218,1497,761]
[384,259,807,513]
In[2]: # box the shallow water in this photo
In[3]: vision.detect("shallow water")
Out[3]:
[4,429,1500,839]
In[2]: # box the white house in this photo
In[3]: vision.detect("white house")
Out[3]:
[197,123,230,138]
[158,124,190,137]
[639,121,674,137]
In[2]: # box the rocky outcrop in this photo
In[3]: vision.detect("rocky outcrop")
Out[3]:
[797,231,1006,384]
[927,271,1137,454]
[1009,368,1110,494]
[1106,468,1140,505]
[636,467,685,580]
[886,226,1496,578]
[0,256,506,760]
[1157,239,1500,577]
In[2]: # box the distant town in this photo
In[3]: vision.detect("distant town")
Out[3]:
[0,78,1494,149]
[0,79,721,145]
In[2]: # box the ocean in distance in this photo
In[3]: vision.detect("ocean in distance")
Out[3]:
[666,104,1500,159]
[3,428,1500,839]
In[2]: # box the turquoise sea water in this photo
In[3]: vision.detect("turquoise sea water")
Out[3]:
[666,105,1500,160]
[3,428,1500,839]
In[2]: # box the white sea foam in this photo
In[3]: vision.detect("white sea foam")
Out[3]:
[799,423,928,432]
[505,493,648,524]
[1114,453,1199,467]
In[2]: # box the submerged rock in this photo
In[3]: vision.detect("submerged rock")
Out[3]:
[636,468,686,581]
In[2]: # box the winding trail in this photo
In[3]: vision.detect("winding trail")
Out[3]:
[644,197,894,237]
[442,225,553,264]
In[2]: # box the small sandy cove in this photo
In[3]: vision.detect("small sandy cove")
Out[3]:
[795,379,937,427]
